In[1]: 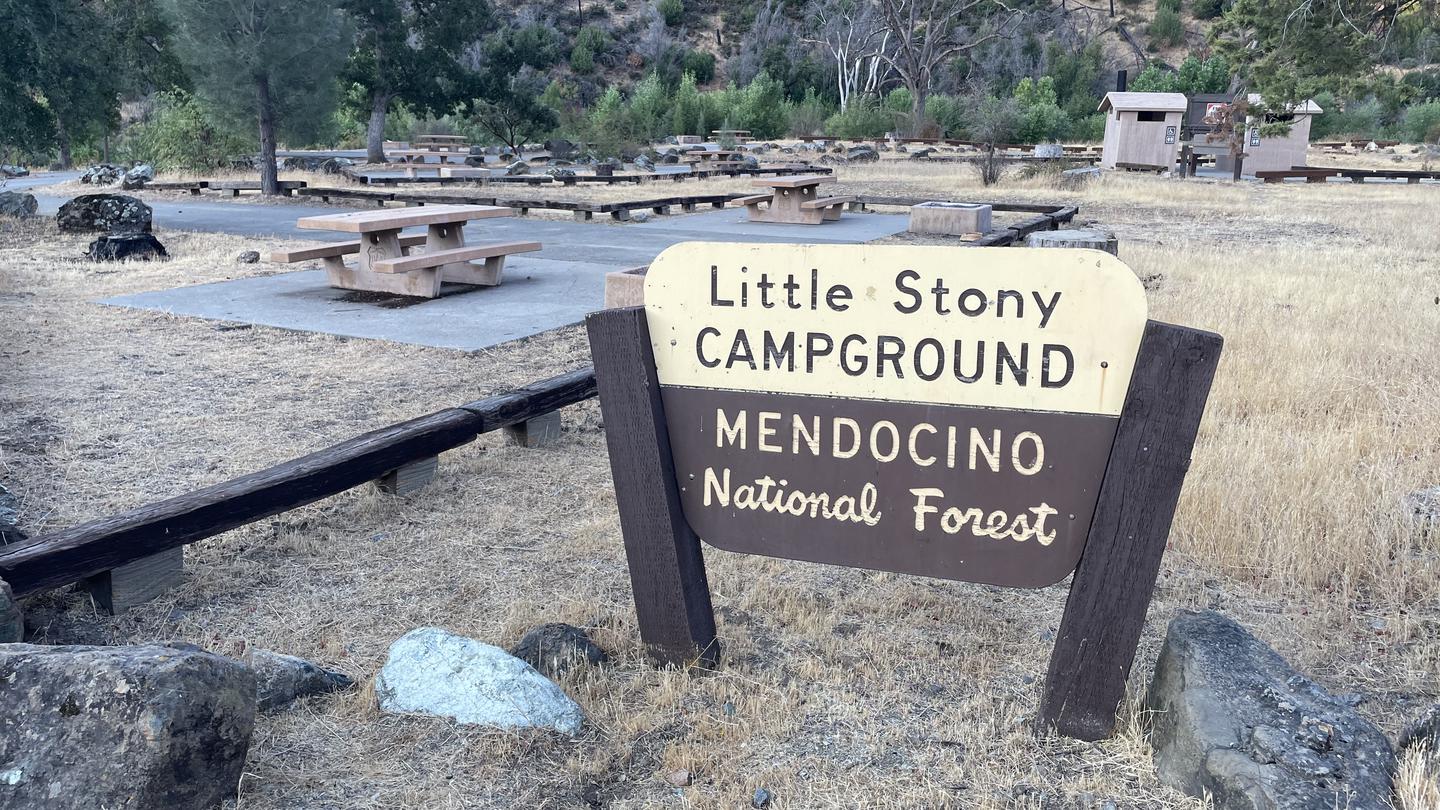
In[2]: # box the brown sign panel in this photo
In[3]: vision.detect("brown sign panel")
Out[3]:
[644,243,1148,588]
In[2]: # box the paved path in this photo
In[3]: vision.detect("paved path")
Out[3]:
[17,173,911,351]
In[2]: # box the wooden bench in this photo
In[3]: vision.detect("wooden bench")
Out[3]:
[800,195,854,221]
[370,241,540,286]
[1255,168,1339,184]
[213,180,307,197]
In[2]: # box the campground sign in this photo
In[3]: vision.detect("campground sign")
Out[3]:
[586,241,1222,742]
[644,243,1147,588]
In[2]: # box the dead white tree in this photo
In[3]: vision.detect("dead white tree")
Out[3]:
[875,0,1023,134]
[803,0,890,112]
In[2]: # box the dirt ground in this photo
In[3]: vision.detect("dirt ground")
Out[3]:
[2,152,1438,808]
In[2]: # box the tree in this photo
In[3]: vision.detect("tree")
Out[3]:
[164,0,351,195]
[3,0,125,167]
[1213,0,1424,121]
[875,0,1023,135]
[803,0,891,113]
[342,0,492,164]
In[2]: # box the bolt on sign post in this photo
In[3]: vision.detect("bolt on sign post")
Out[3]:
[585,243,1222,742]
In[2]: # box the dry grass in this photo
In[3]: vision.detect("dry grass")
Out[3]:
[2,157,1439,808]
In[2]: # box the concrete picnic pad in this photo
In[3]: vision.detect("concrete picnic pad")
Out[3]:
[80,192,910,351]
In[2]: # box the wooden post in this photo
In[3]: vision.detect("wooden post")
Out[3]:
[1037,320,1223,740]
[585,307,719,667]
[85,547,185,614]
[375,456,439,495]
[504,411,562,448]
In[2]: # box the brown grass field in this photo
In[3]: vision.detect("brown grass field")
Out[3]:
[2,151,1438,808]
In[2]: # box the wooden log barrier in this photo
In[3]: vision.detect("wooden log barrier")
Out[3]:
[0,369,598,602]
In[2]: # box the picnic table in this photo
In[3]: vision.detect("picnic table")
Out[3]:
[731,174,852,225]
[684,148,744,162]
[712,129,752,143]
[413,135,470,153]
[389,150,469,164]
[268,204,539,298]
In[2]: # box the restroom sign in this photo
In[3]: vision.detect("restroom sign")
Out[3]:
[642,243,1148,587]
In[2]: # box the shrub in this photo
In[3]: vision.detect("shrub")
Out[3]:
[1157,0,1182,12]
[1068,112,1106,142]
[823,97,895,139]
[1150,8,1184,47]
[657,0,682,27]
[926,94,965,138]
[682,49,715,84]
[1309,96,1386,141]
[734,71,789,138]
[115,89,252,172]
[787,88,832,136]
[570,42,595,73]
[1013,77,1070,143]
[1403,101,1440,143]
[1192,0,1225,18]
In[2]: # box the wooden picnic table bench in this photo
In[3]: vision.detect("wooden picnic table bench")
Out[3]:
[213,180,306,197]
[388,150,469,164]
[1254,168,1340,184]
[270,204,539,298]
[732,174,851,225]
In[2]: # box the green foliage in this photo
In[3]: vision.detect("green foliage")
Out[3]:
[1402,101,1440,143]
[926,95,966,138]
[682,50,716,84]
[1192,0,1225,19]
[586,85,640,157]
[115,89,252,171]
[1130,55,1231,94]
[629,72,671,140]
[734,71,789,138]
[671,72,703,136]
[1069,113,1106,142]
[657,0,683,27]
[1156,0,1181,12]
[885,88,914,114]
[1013,77,1070,143]
[509,24,565,69]
[787,88,832,137]
[1149,8,1184,48]
[823,97,895,139]
[468,66,557,151]
[969,94,1022,145]
[1047,41,1105,120]
[571,42,595,73]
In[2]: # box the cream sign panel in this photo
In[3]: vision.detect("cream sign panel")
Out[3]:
[643,243,1148,588]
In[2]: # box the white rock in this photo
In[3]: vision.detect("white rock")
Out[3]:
[375,627,584,735]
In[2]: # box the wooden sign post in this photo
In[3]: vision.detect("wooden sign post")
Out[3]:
[586,243,1222,741]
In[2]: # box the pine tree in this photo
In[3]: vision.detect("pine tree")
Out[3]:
[163,0,351,195]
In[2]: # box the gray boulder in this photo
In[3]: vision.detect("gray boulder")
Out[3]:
[57,194,152,233]
[845,145,877,161]
[319,157,354,174]
[236,250,260,264]
[1060,166,1102,188]
[1033,143,1064,158]
[510,623,608,679]
[375,627,584,735]
[909,147,936,159]
[0,578,22,642]
[546,167,576,178]
[1400,704,1440,753]
[80,164,121,185]
[120,164,154,190]
[0,642,256,810]
[1147,611,1395,810]
[464,155,487,167]
[635,154,655,171]
[505,160,529,176]
[245,649,354,711]
[86,232,167,261]
[0,164,28,178]
[544,138,576,159]
[0,190,38,218]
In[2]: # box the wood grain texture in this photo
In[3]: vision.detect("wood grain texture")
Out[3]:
[1036,320,1223,741]
[586,307,719,667]
[1,369,599,598]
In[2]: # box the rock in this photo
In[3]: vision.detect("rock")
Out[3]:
[319,157,353,174]
[628,210,650,223]
[57,194,152,233]
[635,154,655,171]
[464,155,487,167]
[499,152,515,162]
[546,167,576,178]
[80,164,122,185]
[245,649,354,711]
[545,138,576,159]
[779,146,796,154]
[375,627,584,735]
[909,147,936,159]
[0,164,29,178]
[0,642,256,810]
[0,578,21,642]
[1366,141,1379,152]
[1033,143,1064,158]
[0,483,23,546]
[1400,705,1440,752]
[846,145,878,162]
[505,160,529,176]
[1025,228,1117,256]
[123,163,155,185]
[740,155,760,169]
[236,250,260,264]
[896,144,908,153]
[664,769,692,787]
[752,787,773,808]
[510,623,608,679]
[1060,166,1102,188]
[1147,611,1396,810]
[660,152,680,164]
[86,232,167,262]
[0,190,38,218]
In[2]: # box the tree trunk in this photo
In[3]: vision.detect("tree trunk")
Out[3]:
[255,74,279,196]
[910,84,928,138]
[366,90,391,165]
[56,118,73,170]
